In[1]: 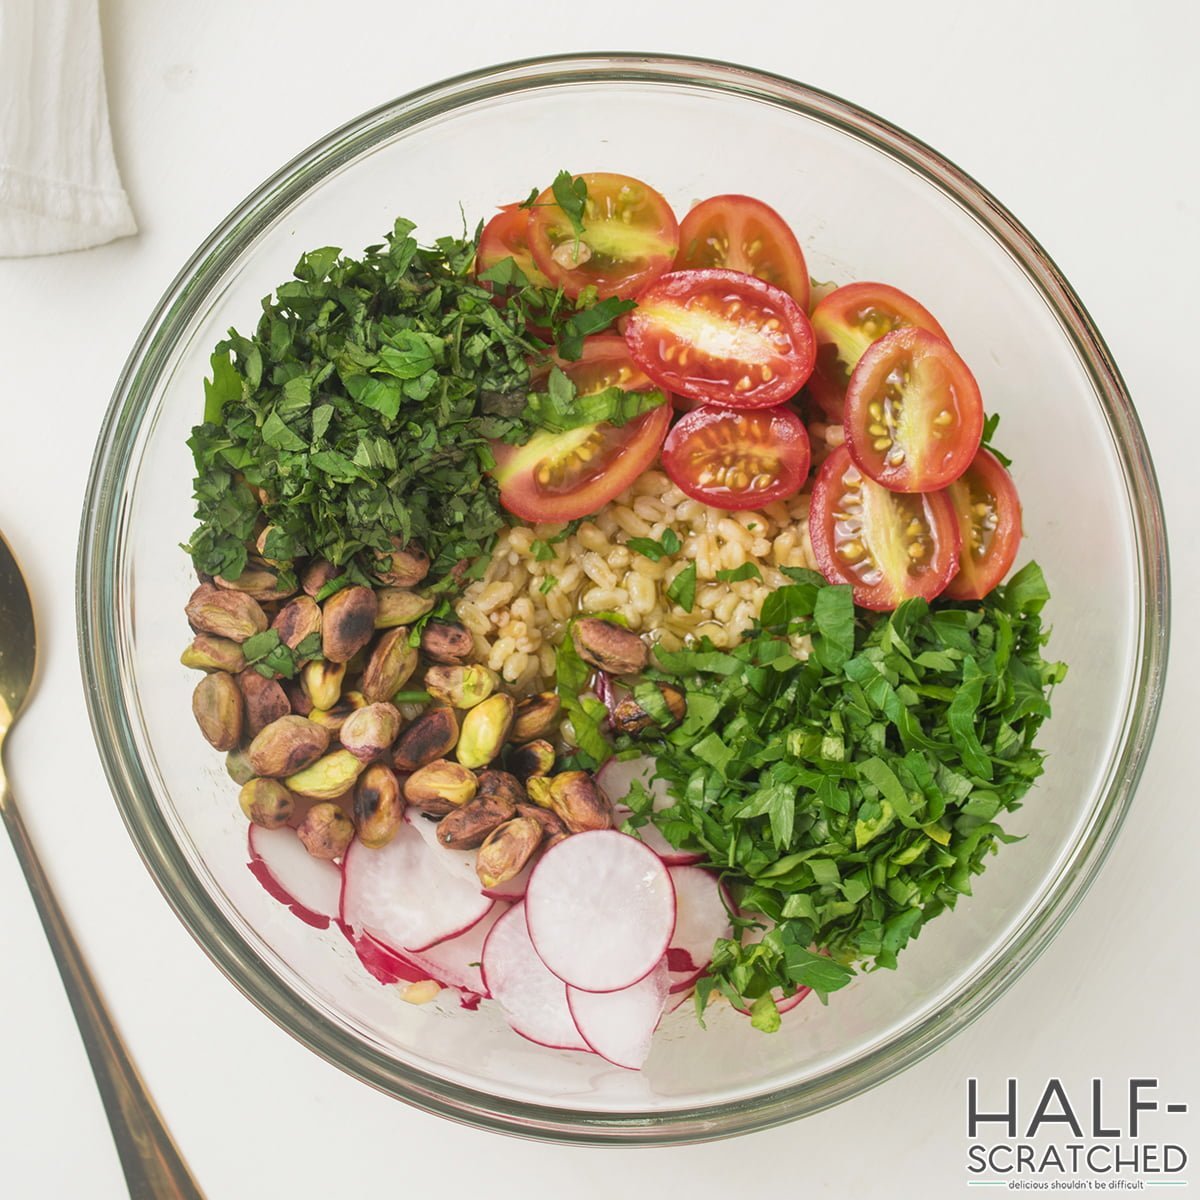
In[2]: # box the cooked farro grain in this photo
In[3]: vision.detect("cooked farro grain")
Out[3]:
[455,456,827,695]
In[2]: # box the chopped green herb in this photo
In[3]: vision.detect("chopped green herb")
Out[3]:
[539,575,557,595]
[522,366,666,433]
[980,412,1013,468]
[626,562,1065,1016]
[715,563,763,584]
[628,527,682,562]
[666,561,698,612]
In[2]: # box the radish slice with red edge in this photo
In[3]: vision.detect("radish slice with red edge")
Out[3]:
[404,903,508,997]
[598,755,703,866]
[481,903,589,1051]
[248,824,342,929]
[665,865,733,993]
[525,830,676,993]
[404,810,480,885]
[341,821,493,953]
[567,958,669,1069]
[482,860,532,901]
[340,925,429,986]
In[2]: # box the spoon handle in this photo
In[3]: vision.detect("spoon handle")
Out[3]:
[0,768,204,1200]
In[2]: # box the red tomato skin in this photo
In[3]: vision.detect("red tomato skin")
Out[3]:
[942,448,1023,600]
[475,205,550,286]
[808,446,960,611]
[809,282,950,419]
[661,404,811,511]
[676,194,810,310]
[844,327,984,493]
[526,173,678,300]
[624,269,816,409]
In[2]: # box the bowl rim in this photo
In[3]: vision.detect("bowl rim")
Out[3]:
[77,51,1170,1144]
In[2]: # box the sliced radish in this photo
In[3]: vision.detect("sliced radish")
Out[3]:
[341,822,493,953]
[248,824,342,929]
[665,865,733,992]
[340,924,429,986]
[567,958,669,1069]
[404,810,481,886]
[481,903,589,1051]
[666,986,696,1014]
[404,902,508,997]
[482,860,532,901]
[599,755,703,866]
[525,830,676,993]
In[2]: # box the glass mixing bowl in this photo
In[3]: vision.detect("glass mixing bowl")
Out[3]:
[77,54,1168,1143]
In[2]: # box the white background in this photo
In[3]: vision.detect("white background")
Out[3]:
[0,2,1196,1197]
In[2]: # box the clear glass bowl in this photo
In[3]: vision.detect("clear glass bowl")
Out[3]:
[77,54,1169,1142]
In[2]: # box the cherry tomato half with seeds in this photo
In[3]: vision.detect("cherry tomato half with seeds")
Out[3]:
[808,282,949,419]
[476,204,551,287]
[809,445,960,610]
[624,269,816,409]
[489,337,670,523]
[527,173,678,300]
[942,447,1023,600]
[675,194,810,310]
[844,327,984,493]
[661,403,811,511]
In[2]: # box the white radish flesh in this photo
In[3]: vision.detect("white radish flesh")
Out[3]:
[567,959,670,1070]
[665,865,733,992]
[341,821,493,953]
[404,810,481,885]
[525,830,676,993]
[481,903,589,1051]
[404,902,508,997]
[481,860,532,901]
[248,824,342,928]
[599,754,702,866]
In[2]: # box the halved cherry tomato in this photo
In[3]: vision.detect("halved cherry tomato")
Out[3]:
[476,204,551,286]
[490,337,670,522]
[808,282,949,419]
[624,269,815,409]
[942,448,1022,600]
[662,404,811,511]
[809,446,960,610]
[675,194,810,310]
[527,173,678,299]
[844,327,983,493]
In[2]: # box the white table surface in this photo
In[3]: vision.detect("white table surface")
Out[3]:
[1,2,1196,1197]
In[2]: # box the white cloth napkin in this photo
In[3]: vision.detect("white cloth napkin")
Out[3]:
[0,0,136,257]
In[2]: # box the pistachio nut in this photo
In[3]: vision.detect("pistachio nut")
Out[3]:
[307,699,356,736]
[403,759,478,814]
[247,715,330,777]
[424,664,496,709]
[225,746,256,786]
[271,595,322,652]
[286,749,366,800]
[477,769,526,809]
[419,622,473,664]
[509,738,555,782]
[301,659,346,711]
[572,617,649,676]
[237,670,291,737]
[185,583,268,644]
[475,816,543,890]
[344,690,368,710]
[339,702,402,762]
[321,585,378,663]
[611,683,687,735]
[436,788,517,850]
[371,538,430,588]
[238,778,294,829]
[525,775,553,807]
[374,588,433,629]
[301,558,339,597]
[284,679,313,716]
[353,764,405,849]
[546,770,613,834]
[180,634,247,674]
[361,628,419,703]
[214,560,296,602]
[392,706,459,771]
[511,691,561,743]
[516,801,569,843]
[297,802,355,860]
[192,671,244,751]
[455,693,515,770]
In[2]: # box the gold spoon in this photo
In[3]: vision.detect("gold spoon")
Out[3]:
[0,530,203,1199]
